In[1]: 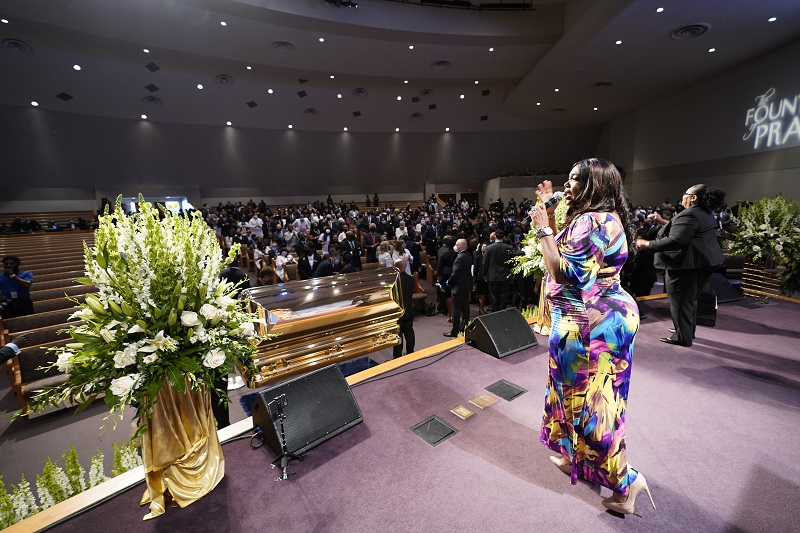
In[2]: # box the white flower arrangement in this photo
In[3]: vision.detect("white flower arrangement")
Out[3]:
[17,195,264,435]
[510,199,568,278]
[728,194,800,295]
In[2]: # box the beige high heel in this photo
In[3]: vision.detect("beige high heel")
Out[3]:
[549,455,571,475]
[602,472,656,515]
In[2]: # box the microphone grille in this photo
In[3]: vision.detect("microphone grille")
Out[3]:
[553,191,565,200]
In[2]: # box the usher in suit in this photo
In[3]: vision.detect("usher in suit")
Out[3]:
[647,205,723,346]
[446,247,473,336]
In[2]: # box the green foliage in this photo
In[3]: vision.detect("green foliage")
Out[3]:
[0,476,14,529]
[112,441,143,476]
[728,195,800,295]
[18,194,266,434]
[63,446,86,495]
[510,199,568,279]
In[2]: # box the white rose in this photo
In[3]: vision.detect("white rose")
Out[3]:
[181,311,201,327]
[240,321,256,337]
[199,304,221,322]
[752,245,761,252]
[774,244,783,252]
[56,351,75,373]
[109,373,141,398]
[113,348,136,368]
[202,348,226,369]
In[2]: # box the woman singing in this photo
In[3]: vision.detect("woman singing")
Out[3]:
[529,158,655,515]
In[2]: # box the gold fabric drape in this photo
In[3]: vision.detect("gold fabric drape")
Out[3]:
[139,378,224,520]
[534,278,551,335]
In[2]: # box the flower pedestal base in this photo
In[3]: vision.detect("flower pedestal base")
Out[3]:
[139,379,224,520]
[742,259,782,303]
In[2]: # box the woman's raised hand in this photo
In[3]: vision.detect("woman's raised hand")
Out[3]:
[535,180,554,203]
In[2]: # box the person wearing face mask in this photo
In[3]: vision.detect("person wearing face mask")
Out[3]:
[635,184,725,346]
[319,226,333,254]
[312,250,342,278]
[274,248,295,283]
[338,231,363,270]
[530,158,652,516]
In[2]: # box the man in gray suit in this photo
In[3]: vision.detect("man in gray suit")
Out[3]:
[637,184,725,346]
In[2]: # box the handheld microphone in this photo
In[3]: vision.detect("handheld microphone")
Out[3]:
[522,191,565,224]
[542,191,565,209]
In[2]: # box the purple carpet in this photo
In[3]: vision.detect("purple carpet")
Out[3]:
[47,298,800,533]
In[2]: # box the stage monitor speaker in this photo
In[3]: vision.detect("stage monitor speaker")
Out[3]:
[707,272,741,303]
[251,365,363,457]
[464,307,538,358]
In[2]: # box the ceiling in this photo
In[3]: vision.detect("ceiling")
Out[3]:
[1,0,799,133]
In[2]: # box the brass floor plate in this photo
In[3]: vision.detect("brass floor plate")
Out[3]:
[450,405,475,420]
[468,393,498,409]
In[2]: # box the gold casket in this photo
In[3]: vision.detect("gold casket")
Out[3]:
[240,267,403,387]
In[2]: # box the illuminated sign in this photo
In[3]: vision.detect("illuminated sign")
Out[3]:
[743,88,800,150]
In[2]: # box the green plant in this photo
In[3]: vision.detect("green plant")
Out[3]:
[727,195,800,295]
[18,195,265,436]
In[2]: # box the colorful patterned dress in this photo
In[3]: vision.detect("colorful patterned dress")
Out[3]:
[540,212,640,496]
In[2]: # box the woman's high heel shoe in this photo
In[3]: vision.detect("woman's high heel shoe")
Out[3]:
[549,455,571,475]
[602,472,656,515]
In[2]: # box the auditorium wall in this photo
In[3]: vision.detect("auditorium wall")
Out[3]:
[611,37,800,205]
[0,103,602,212]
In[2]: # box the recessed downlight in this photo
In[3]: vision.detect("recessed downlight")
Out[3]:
[141,114,147,119]
[268,89,274,94]
[31,101,39,107]
[197,84,204,90]
[288,124,293,129]
[246,66,252,70]
[409,45,414,50]
[709,47,716,53]
[554,88,560,92]
[396,96,402,101]
[73,64,81,71]
[593,107,598,111]
[488,47,494,52]
[330,75,335,79]
[615,40,622,45]
[226,121,232,126]
[768,17,777,22]
[403,80,409,84]
[143,48,150,53]
[337,94,342,99]
[319,37,325,43]
[536,102,541,106]
[220,21,227,26]
[445,127,450,132]
[474,80,479,84]
[1,19,9,24]
[656,7,664,13]
[343,127,348,131]
[460,95,465,99]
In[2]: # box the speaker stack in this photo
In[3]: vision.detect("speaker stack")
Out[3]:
[464,307,538,358]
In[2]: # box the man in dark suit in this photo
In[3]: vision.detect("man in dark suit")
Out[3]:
[313,250,342,278]
[482,229,514,312]
[296,241,323,280]
[361,223,381,263]
[393,257,416,358]
[637,184,725,347]
[339,231,363,270]
[436,236,457,318]
[1,332,30,364]
[219,256,250,297]
[444,239,473,337]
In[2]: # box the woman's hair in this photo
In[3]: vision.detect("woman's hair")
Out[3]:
[688,184,726,212]
[567,158,633,245]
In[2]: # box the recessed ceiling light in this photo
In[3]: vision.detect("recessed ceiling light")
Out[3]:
[288,124,293,129]
[409,45,414,50]
[488,47,494,52]
[396,96,402,101]
[226,121,232,126]
[536,102,541,106]
[709,47,716,53]
[593,107,598,111]
[474,80,479,85]
[31,101,39,107]
[220,21,227,26]
[73,64,81,71]
[143,48,150,53]
[445,127,450,132]
[768,17,777,22]
[141,114,147,119]
[343,127,348,131]
[554,88,560,92]
[615,40,622,45]
[246,66,252,70]
[197,84,204,90]
[267,89,274,95]
[1,18,9,24]
[460,94,465,99]
[395,128,400,132]
[656,7,664,13]
[337,94,342,99]
[330,75,335,79]
[319,37,325,43]
[403,80,409,84]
